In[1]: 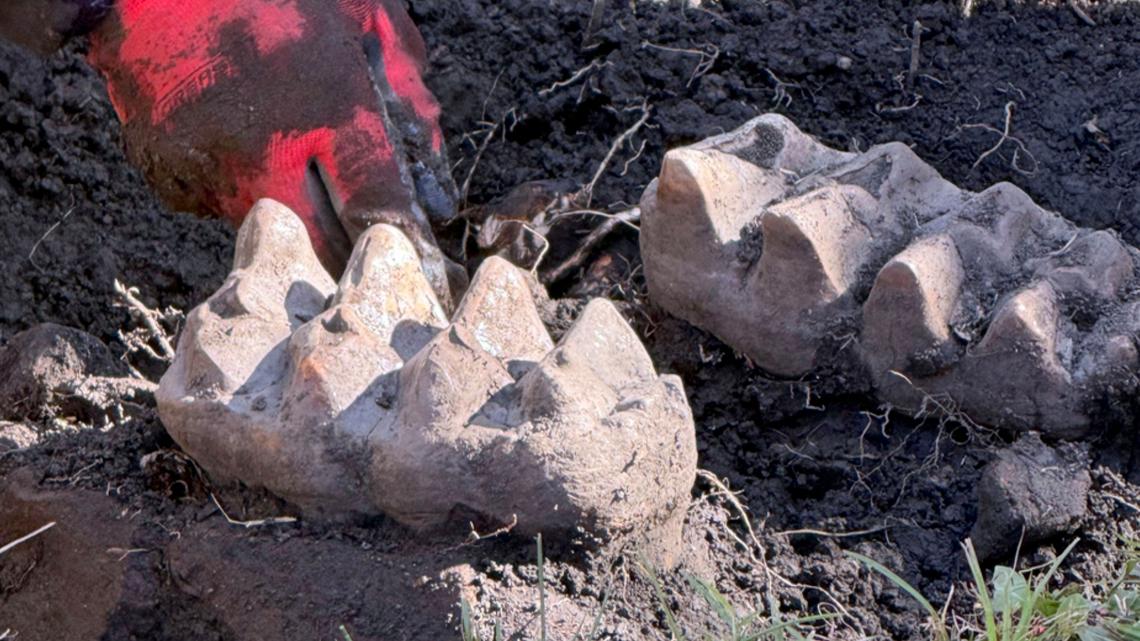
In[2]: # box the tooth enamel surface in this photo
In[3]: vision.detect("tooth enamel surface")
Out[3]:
[641,115,1140,435]
[451,256,553,367]
[157,200,696,560]
[863,233,964,385]
[333,224,447,354]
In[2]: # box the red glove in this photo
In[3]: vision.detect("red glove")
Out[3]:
[87,0,460,300]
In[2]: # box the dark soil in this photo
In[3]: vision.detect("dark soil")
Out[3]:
[2,1,1140,640]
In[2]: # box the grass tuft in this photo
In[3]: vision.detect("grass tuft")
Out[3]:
[847,537,1140,641]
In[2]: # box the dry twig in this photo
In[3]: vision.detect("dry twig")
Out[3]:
[107,547,150,561]
[906,20,924,92]
[774,525,890,538]
[540,60,611,97]
[113,279,177,361]
[584,0,607,47]
[962,101,1038,175]
[466,514,518,543]
[542,208,640,284]
[579,101,651,207]
[460,121,500,207]
[765,69,801,109]
[1069,0,1097,26]
[0,521,56,557]
[210,494,297,529]
[694,470,859,628]
[28,208,74,273]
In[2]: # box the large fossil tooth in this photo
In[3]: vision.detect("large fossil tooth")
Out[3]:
[158,200,696,561]
[641,115,1140,434]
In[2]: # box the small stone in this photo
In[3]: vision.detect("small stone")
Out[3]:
[970,433,1090,561]
[0,323,126,421]
[0,421,39,452]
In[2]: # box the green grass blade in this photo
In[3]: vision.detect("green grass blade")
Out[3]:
[847,550,947,641]
[636,554,687,641]
[846,551,940,620]
[537,533,548,641]
[767,595,787,641]
[1013,538,1079,641]
[460,601,477,641]
[741,613,839,641]
[991,566,1025,641]
[964,539,998,641]
[686,574,738,637]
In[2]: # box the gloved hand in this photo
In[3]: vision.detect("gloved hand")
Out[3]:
[85,0,461,302]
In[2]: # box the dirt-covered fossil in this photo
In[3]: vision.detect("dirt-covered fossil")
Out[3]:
[640,114,1140,436]
[157,200,696,560]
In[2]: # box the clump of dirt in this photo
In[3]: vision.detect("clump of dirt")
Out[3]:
[0,40,233,351]
[2,1,1140,640]
[420,0,1140,275]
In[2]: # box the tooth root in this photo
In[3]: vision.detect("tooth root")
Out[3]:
[452,256,553,367]
[863,234,964,377]
[1036,230,1134,300]
[333,224,447,354]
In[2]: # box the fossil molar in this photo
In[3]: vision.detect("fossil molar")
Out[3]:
[640,114,1140,436]
[157,200,696,556]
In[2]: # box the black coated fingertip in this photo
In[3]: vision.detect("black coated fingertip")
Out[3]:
[413,160,459,225]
